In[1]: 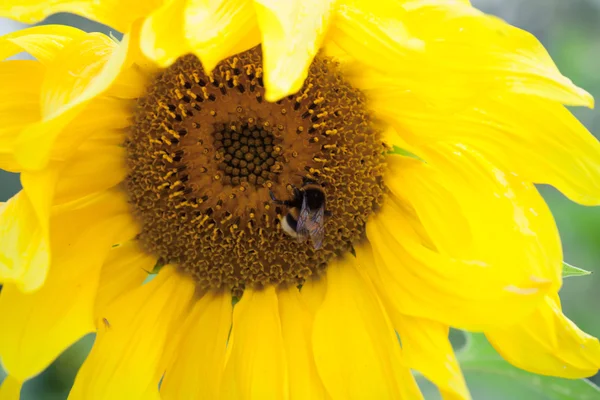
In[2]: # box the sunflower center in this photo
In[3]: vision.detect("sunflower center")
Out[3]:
[125,47,386,296]
[212,122,282,186]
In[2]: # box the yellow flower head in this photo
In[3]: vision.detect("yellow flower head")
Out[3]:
[0,1,599,399]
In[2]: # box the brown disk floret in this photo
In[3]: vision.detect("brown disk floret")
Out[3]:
[125,46,386,295]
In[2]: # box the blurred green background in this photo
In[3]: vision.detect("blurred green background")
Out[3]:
[1,0,600,398]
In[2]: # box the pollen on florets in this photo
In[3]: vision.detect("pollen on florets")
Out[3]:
[125,46,386,296]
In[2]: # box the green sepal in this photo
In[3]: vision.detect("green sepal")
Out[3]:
[562,262,593,278]
[388,145,424,161]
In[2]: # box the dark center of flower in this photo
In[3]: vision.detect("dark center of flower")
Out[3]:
[212,122,282,186]
[125,46,386,296]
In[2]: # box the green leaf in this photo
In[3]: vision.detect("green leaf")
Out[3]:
[562,262,593,278]
[456,332,600,400]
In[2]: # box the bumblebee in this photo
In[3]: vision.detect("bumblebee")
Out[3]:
[269,179,331,250]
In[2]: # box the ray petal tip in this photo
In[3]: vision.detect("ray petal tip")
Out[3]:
[264,78,301,103]
[584,91,595,109]
[567,81,594,109]
[198,57,217,78]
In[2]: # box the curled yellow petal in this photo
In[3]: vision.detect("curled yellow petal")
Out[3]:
[374,93,600,206]
[0,24,86,63]
[15,29,139,171]
[345,2,591,113]
[361,195,552,330]
[397,1,592,107]
[0,0,161,33]
[487,295,600,379]
[387,147,562,289]
[254,0,335,101]
[38,33,117,119]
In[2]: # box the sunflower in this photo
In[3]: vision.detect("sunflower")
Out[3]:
[1,1,600,399]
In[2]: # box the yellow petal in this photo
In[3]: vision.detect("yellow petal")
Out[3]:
[222,286,288,400]
[18,168,58,287]
[0,0,162,33]
[49,189,139,267]
[0,376,22,400]
[389,147,562,287]
[0,24,87,63]
[49,97,131,164]
[0,190,49,292]
[140,0,189,67]
[298,275,327,315]
[185,0,260,74]
[161,292,232,400]
[13,109,77,170]
[55,138,127,204]
[389,308,470,400]
[278,285,328,400]
[312,256,423,399]
[487,295,600,379]
[0,206,135,382]
[94,240,157,322]
[328,0,424,76]
[403,0,594,106]
[35,33,113,118]
[106,20,155,100]
[51,187,135,231]
[253,0,335,101]
[375,93,600,206]
[69,266,195,400]
[397,1,592,107]
[391,146,560,277]
[472,98,600,206]
[0,60,43,172]
[361,195,553,330]
[0,193,137,381]
[39,32,138,118]
[15,30,137,171]
[117,18,159,78]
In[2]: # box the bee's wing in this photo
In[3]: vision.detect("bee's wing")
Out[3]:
[296,197,310,242]
[308,205,325,250]
[295,195,311,241]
